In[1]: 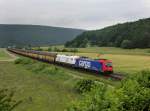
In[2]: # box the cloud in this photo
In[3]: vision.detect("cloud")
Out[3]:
[0,0,150,29]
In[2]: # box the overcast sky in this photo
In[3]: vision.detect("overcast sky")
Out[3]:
[0,0,150,30]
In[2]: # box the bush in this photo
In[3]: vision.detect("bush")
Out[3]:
[68,84,110,111]
[121,40,132,49]
[147,50,150,53]
[41,67,55,75]
[31,63,47,73]
[41,66,60,75]
[70,48,78,53]
[53,47,61,52]
[68,70,150,111]
[14,58,33,65]
[74,79,96,94]
[136,70,150,88]
[0,89,22,111]
[48,47,52,52]
[116,71,150,111]
[14,58,23,64]
[62,48,68,52]
[35,47,43,51]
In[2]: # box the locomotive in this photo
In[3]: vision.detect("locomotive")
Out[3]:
[7,48,113,74]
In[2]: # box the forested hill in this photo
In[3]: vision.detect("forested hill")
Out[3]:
[65,18,150,49]
[0,24,84,47]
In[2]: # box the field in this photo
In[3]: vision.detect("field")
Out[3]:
[40,46,150,74]
[0,49,115,111]
[40,46,150,55]
[0,49,78,111]
[0,47,150,111]
[0,61,79,111]
[78,47,150,74]
[58,52,150,74]
[0,48,78,111]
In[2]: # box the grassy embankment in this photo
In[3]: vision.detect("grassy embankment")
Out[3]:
[0,49,117,111]
[0,49,76,111]
[0,47,150,111]
[0,61,78,111]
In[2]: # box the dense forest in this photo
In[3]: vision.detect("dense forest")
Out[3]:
[65,18,150,49]
[0,24,84,47]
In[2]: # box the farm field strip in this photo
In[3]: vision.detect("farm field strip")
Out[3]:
[78,47,150,55]
[39,46,150,55]
[0,62,79,111]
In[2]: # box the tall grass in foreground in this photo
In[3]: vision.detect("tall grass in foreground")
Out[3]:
[0,89,22,111]
[0,58,80,111]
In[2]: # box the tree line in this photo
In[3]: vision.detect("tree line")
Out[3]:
[65,18,150,49]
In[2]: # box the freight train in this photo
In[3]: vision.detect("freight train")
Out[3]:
[7,48,113,74]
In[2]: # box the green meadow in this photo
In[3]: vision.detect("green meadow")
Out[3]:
[0,50,116,111]
[0,61,78,111]
[0,47,150,111]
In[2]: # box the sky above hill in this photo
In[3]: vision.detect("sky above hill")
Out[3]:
[0,0,150,30]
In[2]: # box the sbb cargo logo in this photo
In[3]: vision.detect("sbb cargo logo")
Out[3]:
[79,60,91,69]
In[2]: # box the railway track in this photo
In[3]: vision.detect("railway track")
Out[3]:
[109,73,124,80]
[8,49,125,81]
[70,68,125,81]
[68,66,125,80]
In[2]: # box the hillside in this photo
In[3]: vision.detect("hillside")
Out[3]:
[0,24,84,47]
[65,18,150,49]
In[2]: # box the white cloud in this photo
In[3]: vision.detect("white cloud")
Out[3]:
[0,0,150,29]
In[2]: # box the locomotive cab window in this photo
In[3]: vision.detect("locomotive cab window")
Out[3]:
[106,62,112,67]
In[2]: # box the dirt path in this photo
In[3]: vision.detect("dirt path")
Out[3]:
[0,49,19,62]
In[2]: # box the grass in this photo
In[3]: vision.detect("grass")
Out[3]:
[0,57,119,111]
[0,61,79,111]
[0,48,12,60]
